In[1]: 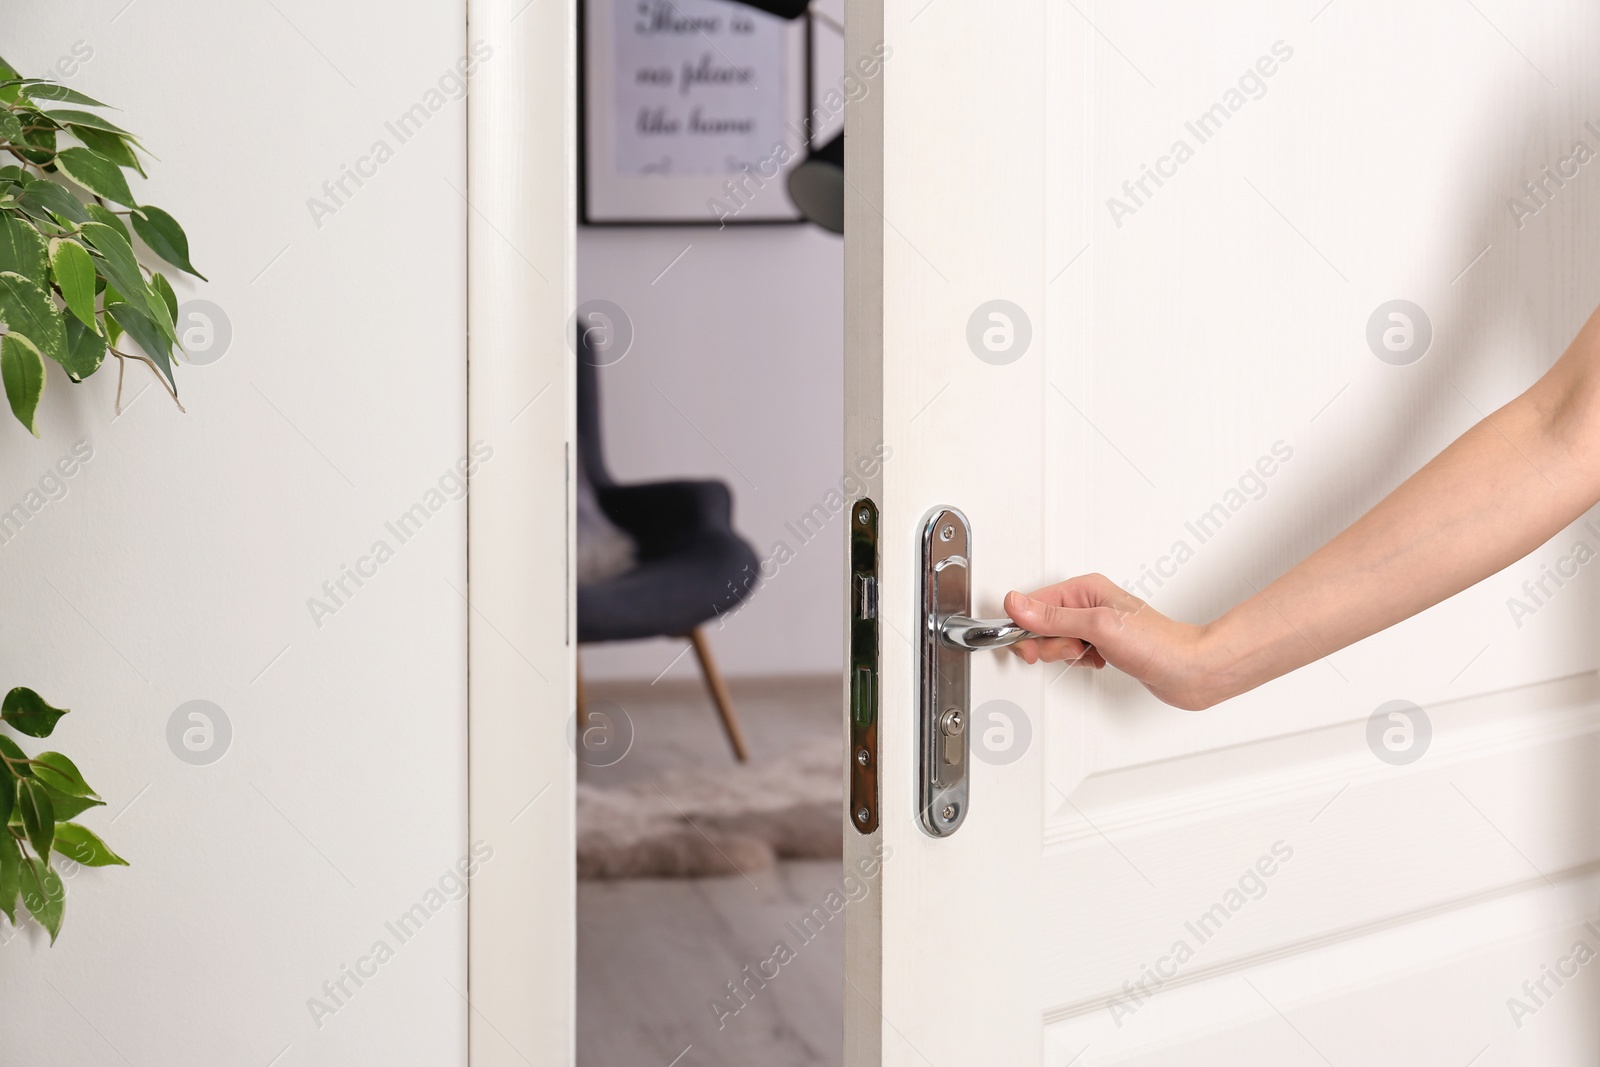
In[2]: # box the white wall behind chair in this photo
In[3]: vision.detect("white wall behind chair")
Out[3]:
[578,225,846,681]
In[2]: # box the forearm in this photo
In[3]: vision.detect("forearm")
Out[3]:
[1006,308,1600,710]
[1201,333,1600,702]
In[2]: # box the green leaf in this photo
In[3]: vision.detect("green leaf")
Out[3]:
[52,823,126,867]
[0,831,19,924]
[97,251,178,347]
[45,793,102,823]
[107,302,174,388]
[0,110,21,143]
[1,334,46,436]
[61,316,106,380]
[1,687,68,738]
[84,202,129,242]
[50,237,96,329]
[146,277,178,343]
[0,55,19,82]
[24,83,110,108]
[20,855,63,942]
[18,779,53,859]
[80,220,144,302]
[17,178,89,225]
[13,784,103,824]
[29,753,94,799]
[15,122,55,166]
[84,221,179,348]
[132,206,203,279]
[42,109,136,139]
[14,104,62,132]
[0,777,12,827]
[0,735,33,778]
[54,147,134,206]
[151,272,177,324]
[0,212,49,285]
[72,126,143,178]
[0,270,66,360]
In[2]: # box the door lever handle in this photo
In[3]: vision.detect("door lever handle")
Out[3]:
[919,507,1038,838]
[939,615,1038,651]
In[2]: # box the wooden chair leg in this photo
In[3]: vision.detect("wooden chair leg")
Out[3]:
[688,627,749,762]
[575,649,587,733]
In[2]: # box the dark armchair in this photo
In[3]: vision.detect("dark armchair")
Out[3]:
[576,333,761,760]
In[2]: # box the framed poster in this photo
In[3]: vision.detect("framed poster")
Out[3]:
[580,0,811,225]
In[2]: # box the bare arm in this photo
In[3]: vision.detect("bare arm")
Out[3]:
[1004,304,1600,710]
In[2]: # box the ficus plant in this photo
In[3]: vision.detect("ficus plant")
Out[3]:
[0,51,204,434]
[0,54,206,941]
[2,687,126,943]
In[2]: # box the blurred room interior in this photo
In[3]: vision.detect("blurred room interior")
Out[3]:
[573,0,854,1062]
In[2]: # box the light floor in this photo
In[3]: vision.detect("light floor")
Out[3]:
[577,671,844,1067]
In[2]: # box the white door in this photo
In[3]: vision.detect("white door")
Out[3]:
[846,1,1600,1064]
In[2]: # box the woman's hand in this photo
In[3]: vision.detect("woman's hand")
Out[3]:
[1003,575,1223,710]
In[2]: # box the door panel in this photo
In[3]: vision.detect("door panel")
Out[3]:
[848,0,1600,1063]
[1044,3,1600,1060]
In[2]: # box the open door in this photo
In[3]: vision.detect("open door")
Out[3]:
[847,1,1600,1064]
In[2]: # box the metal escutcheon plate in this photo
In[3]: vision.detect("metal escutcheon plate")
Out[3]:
[919,507,971,836]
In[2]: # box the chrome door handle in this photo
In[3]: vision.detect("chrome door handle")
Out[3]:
[918,507,1038,838]
[940,615,1038,651]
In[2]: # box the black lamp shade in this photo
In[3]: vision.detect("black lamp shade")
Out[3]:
[726,0,812,17]
[786,132,844,234]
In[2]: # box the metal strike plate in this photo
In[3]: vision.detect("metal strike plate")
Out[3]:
[919,507,971,836]
[848,499,880,834]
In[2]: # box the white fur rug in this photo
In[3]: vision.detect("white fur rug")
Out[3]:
[577,740,843,879]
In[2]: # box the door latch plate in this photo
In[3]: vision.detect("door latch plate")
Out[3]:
[848,498,879,834]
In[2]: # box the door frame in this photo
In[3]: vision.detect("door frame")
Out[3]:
[466,0,576,1063]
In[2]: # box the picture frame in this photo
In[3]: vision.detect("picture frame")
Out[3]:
[579,0,813,226]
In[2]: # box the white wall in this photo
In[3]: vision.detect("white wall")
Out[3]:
[577,225,846,681]
[1,5,469,1064]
